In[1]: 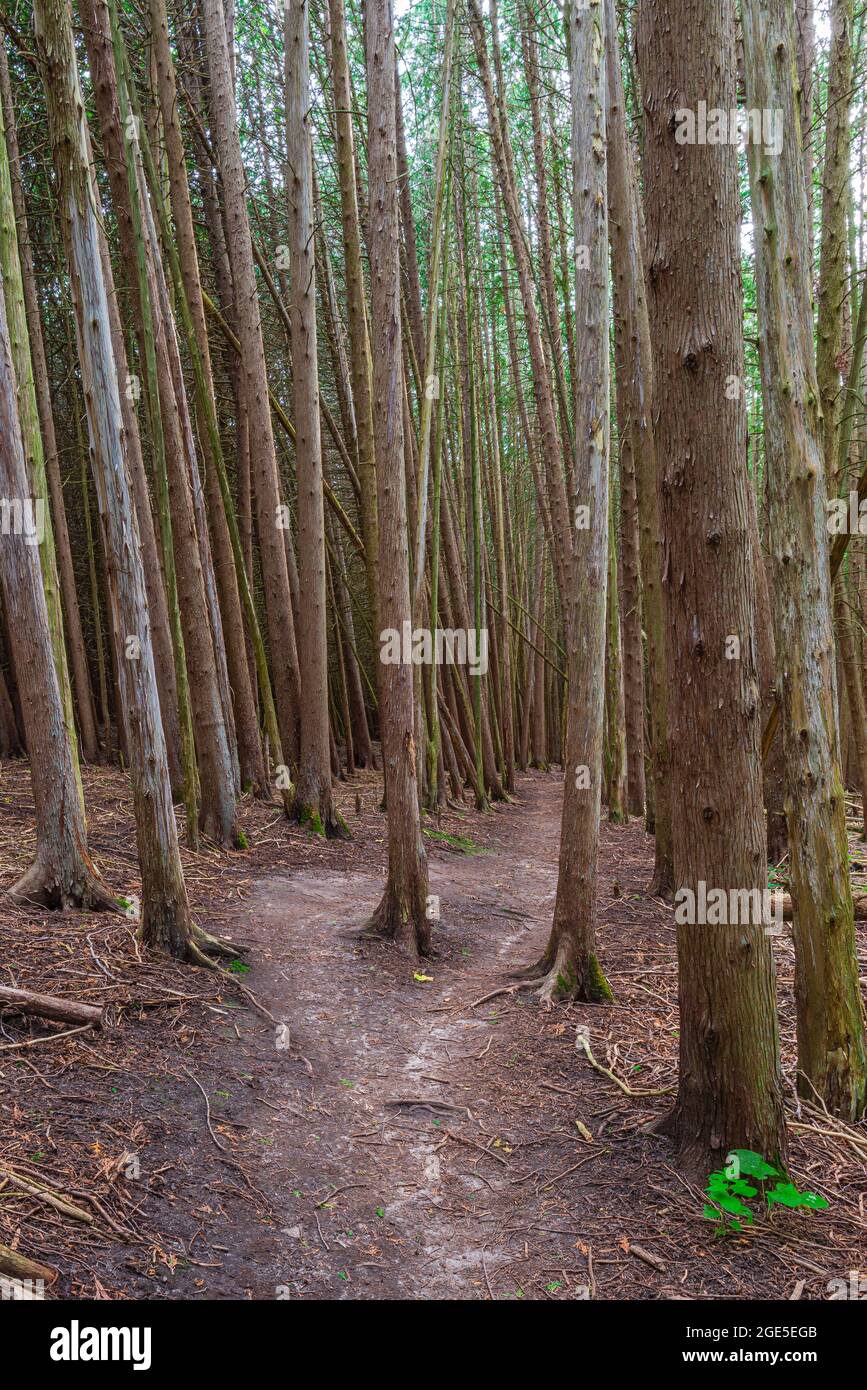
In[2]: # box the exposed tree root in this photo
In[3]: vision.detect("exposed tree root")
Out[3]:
[295,799,351,841]
[190,923,245,958]
[359,885,431,957]
[519,945,615,1006]
[8,854,120,914]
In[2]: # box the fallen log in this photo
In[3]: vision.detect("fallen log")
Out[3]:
[0,984,103,1029]
[0,1242,57,1288]
[772,893,867,921]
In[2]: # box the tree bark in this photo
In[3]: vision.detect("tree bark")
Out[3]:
[744,0,865,1119]
[33,0,201,958]
[327,0,379,633]
[0,261,113,911]
[526,0,613,1003]
[286,0,342,836]
[149,0,266,798]
[638,0,787,1172]
[201,0,301,771]
[605,0,672,893]
[0,42,98,765]
[362,0,430,955]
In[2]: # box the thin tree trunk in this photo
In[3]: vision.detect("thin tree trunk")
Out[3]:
[743,0,866,1120]
[528,0,614,1004]
[327,0,379,632]
[605,0,672,893]
[817,0,853,490]
[467,0,572,614]
[0,43,98,765]
[285,0,342,835]
[0,263,113,910]
[201,0,301,771]
[32,0,209,960]
[362,0,430,955]
[0,63,84,813]
[605,474,629,823]
[149,0,266,797]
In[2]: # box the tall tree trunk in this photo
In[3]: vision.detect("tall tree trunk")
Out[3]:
[285,0,342,835]
[795,0,815,248]
[362,0,430,955]
[0,60,84,811]
[467,0,572,614]
[83,0,238,847]
[605,0,672,893]
[327,0,379,634]
[606,474,629,823]
[32,0,209,960]
[638,0,787,1172]
[817,0,853,489]
[0,42,98,765]
[526,0,613,1003]
[149,0,266,797]
[742,0,866,1120]
[201,0,301,771]
[0,267,113,910]
[615,391,646,819]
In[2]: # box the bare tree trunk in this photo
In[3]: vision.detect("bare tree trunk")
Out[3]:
[0,267,113,910]
[83,0,239,846]
[817,0,853,490]
[605,0,672,893]
[327,0,379,633]
[605,474,629,822]
[795,0,815,247]
[525,0,613,1003]
[201,0,301,771]
[638,0,786,1172]
[467,0,572,613]
[362,0,430,955]
[0,43,98,765]
[743,0,866,1121]
[285,0,342,836]
[32,0,209,960]
[149,0,266,797]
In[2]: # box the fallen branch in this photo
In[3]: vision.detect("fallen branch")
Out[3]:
[0,1166,93,1223]
[628,1242,666,1273]
[0,1023,95,1052]
[0,984,103,1029]
[771,893,867,921]
[576,1032,674,1097]
[0,1242,56,1287]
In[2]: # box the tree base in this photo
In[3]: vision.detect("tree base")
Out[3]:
[138,908,243,965]
[295,799,351,840]
[359,882,431,957]
[515,945,614,1006]
[9,853,119,914]
[648,855,675,902]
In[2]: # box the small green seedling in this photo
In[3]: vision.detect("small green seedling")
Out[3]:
[703,1149,828,1237]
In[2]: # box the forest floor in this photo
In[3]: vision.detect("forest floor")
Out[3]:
[1,760,866,1301]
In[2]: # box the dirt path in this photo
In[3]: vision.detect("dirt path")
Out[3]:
[5,761,862,1301]
[233,774,565,1299]
[200,770,866,1303]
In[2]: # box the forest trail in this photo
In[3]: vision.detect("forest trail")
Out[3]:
[236,773,566,1300]
[3,763,864,1302]
[189,769,865,1303]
